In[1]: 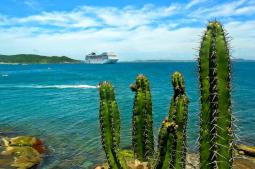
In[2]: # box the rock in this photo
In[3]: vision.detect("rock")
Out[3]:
[0,136,45,169]
[234,157,255,169]
[186,153,199,169]
[95,166,103,169]
[127,159,149,169]
[236,144,255,157]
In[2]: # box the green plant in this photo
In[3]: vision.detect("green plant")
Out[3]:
[198,21,233,169]
[155,72,189,169]
[98,73,189,169]
[99,81,127,169]
[130,74,154,161]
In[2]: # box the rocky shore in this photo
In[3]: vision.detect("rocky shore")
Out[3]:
[1,135,254,169]
[95,145,255,169]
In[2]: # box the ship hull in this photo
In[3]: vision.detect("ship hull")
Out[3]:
[86,58,118,64]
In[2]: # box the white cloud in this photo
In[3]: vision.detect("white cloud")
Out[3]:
[83,4,179,28]
[17,11,100,28]
[190,0,255,18]
[0,25,202,60]
[185,0,207,9]
[225,20,255,59]
[0,4,179,29]
[0,2,255,60]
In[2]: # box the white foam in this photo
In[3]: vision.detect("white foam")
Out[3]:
[32,85,98,89]
[0,84,98,89]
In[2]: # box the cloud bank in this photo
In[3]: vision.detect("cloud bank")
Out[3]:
[0,0,255,60]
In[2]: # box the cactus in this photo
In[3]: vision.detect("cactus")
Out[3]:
[170,72,189,169]
[154,120,177,169]
[198,21,233,169]
[155,72,189,169]
[98,73,189,168]
[130,74,154,161]
[99,81,127,169]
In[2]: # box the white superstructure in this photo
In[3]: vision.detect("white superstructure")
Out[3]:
[85,52,118,64]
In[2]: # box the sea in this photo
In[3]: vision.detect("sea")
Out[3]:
[0,62,254,168]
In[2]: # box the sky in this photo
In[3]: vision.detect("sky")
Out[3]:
[0,0,255,61]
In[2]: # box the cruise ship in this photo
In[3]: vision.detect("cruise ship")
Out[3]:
[85,52,118,64]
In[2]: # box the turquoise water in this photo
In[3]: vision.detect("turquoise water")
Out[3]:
[0,62,254,168]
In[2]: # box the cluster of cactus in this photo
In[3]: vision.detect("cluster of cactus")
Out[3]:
[99,72,189,169]
[198,21,233,169]
[98,20,233,169]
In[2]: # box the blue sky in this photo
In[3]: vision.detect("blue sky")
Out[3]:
[0,0,255,60]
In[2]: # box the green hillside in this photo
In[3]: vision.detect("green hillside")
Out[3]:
[0,54,81,64]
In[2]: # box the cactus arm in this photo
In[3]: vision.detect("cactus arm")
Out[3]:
[99,82,127,169]
[214,23,233,169]
[111,100,121,149]
[171,72,189,169]
[100,98,121,169]
[154,121,176,169]
[198,21,233,169]
[155,72,188,169]
[174,95,188,169]
[168,98,175,123]
[144,87,154,158]
[154,121,169,169]
[132,89,145,160]
[198,28,214,169]
[131,75,154,161]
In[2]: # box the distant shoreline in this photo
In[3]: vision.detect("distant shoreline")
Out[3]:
[120,59,255,63]
[0,55,254,65]
[0,62,82,65]
[0,54,81,64]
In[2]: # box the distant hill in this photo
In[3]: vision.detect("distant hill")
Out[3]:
[0,54,81,64]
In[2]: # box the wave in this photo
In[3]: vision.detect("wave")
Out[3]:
[0,84,98,89]
[33,85,98,89]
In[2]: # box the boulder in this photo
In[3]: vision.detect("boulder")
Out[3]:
[0,136,45,169]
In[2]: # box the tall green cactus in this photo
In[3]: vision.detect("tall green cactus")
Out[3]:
[155,72,189,169]
[130,74,154,161]
[154,120,177,169]
[170,72,189,169]
[198,21,233,169]
[99,81,127,169]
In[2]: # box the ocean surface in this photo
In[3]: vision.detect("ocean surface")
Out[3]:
[0,62,254,168]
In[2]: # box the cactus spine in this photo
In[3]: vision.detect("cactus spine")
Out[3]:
[198,21,233,169]
[99,81,127,169]
[130,74,154,161]
[155,72,189,169]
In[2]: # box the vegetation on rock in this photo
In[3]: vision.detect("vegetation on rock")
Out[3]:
[0,136,45,169]
[0,54,80,64]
